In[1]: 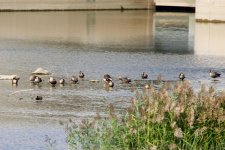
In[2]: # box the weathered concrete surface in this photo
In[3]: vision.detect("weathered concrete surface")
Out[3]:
[196,0,225,21]
[0,0,154,10]
[0,11,153,49]
[154,0,195,7]
[195,22,225,56]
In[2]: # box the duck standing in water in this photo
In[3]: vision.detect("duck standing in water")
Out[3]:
[108,80,114,87]
[71,76,78,84]
[59,78,65,84]
[33,76,42,84]
[103,74,112,82]
[29,75,37,82]
[209,69,221,78]
[12,76,20,85]
[49,77,57,86]
[104,77,114,88]
[179,73,185,81]
[141,72,148,79]
[119,76,131,84]
[79,71,85,79]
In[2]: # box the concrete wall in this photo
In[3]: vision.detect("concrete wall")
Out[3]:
[0,11,153,50]
[196,0,225,21]
[194,22,225,56]
[154,0,195,7]
[0,0,154,10]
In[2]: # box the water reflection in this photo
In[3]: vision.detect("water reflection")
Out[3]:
[0,11,153,51]
[0,11,198,54]
[154,12,194,54]
[194,22,225,56]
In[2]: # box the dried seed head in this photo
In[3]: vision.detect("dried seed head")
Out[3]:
[174,127,183,138]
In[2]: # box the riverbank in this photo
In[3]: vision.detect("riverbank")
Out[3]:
[67,82,225,149]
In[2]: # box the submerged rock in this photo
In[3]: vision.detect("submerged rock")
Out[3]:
[0,75,17,80]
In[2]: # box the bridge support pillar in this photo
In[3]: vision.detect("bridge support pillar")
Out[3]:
[196,0,225,22]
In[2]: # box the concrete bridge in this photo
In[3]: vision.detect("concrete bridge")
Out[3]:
[155,0,225,21]
[0,0,224,22]
[0,0,197,11]
[154,0,195,8]
[0,0,154,10]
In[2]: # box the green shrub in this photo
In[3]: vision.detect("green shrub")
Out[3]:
[67,81,225,150]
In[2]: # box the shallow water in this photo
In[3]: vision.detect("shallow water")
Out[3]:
[0,10,225,149]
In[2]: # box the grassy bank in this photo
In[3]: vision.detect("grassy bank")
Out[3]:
[67,81,225,149]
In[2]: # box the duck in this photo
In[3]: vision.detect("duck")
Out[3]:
[12,76,20,85]
[29,75,37,82]
[49,77,57,85]
[179,73,185,81]
[103,74,112,82]
[119,76,131,84]
[59,78,65,84]
[71,76,78,84]
[79,71,85,78]
[104,79,114,87]
[35,96,43,101]
[209,69,221,78]
[33,76,42,84]
[141,72,148,79]
[108,80,114,87]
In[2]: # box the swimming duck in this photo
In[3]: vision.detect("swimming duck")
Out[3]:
[59,78,65,84]
[108,80,114,87]
[179,73,185,81]
[71,76,78,84]
[33,76,42,84]
[12,76,20,85]
[119,76,131,84]
[141,72,148,79]
[49,77,57,85]
[103,74,112,82]
[35,96,43,101]
[79,71,85,78]
[209,69,221,78]
[104,79,114,87]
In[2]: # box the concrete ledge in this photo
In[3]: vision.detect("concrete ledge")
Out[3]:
[0,8,151,12]
[0,0,154,10]
[155,0,195,7]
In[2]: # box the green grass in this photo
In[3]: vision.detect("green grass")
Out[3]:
[67,81,225,150]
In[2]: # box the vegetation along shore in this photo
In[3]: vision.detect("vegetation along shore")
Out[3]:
[66,81,225,149]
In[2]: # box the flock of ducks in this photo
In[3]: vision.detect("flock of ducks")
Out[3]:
[9,69,221,101]
[10,69,222,89]
[28,71,84,86]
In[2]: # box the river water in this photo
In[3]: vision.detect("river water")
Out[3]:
[0,10,225,149]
